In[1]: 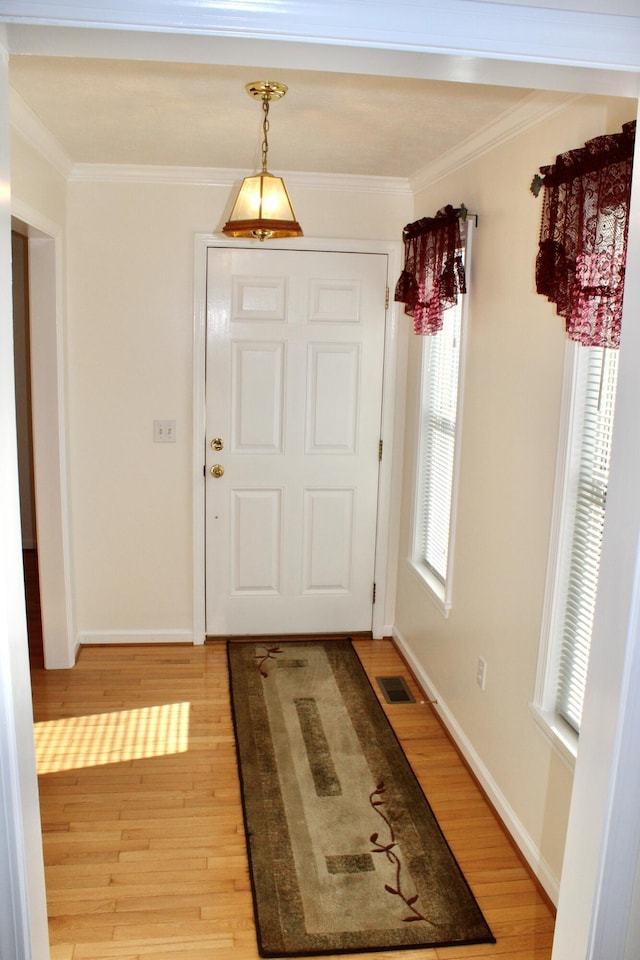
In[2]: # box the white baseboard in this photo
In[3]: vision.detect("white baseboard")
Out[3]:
[78,630,194,646]
[392,627,560,906]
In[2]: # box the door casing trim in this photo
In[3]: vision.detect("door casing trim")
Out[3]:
[12,200,76,670]
[192,234,405,643]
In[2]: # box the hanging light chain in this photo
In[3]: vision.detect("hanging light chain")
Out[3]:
[222,80,303,240]
[261,94,271,174]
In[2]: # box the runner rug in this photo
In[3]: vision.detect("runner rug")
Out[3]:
[228,639,495,957]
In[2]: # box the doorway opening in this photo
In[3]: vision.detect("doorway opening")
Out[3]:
[11,212,75,671]
[12,225,44,669]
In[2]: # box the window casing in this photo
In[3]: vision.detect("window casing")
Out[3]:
[533,341,619,760]
[409,223,471,614]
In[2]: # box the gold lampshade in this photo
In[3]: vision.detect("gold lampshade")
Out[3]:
[222,81,303,242]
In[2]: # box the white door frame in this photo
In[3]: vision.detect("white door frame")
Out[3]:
[192,234,404,644]
[12,200,76,670]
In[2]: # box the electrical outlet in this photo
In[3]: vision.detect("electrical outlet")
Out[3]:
[476,657,487,691]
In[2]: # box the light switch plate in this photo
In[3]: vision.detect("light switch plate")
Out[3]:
[154,420,176,443]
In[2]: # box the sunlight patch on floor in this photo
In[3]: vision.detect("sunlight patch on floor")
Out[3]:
[34,702,190,773]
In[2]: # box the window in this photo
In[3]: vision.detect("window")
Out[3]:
[409,223,471,612]
[533,342,619,757]
[531,122,632,759]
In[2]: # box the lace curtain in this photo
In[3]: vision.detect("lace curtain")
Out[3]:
[535,120,635,349]
[394,205,466,336]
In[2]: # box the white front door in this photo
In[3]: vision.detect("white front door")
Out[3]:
[205,245,388,636]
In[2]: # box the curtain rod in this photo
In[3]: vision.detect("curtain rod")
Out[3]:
[403,204,479,236]
[456,203,479,227]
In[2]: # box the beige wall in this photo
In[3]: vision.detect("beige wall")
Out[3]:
[65,178,410,638]
[393,94,635,896]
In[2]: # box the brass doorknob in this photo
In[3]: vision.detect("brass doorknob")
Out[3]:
[210,464,224,478]
[210,438,224,451]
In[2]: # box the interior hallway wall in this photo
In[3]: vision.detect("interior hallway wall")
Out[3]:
[64,177,411,642]
[393,93,635,898]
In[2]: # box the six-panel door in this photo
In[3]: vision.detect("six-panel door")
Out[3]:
[205,246,387,635]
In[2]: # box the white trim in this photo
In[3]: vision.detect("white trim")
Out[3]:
[411,90,581,194]
[587,546,640,959]
[442,225,471,609]
[70,163,411,195]
[9,87,72,179]
[192,234,402,643]
[373,244,403,639]
[11,199,76,671]
[192,234,207,646]
[70,163,243,187]
[79,630,193,645]
[4,24,639,100]
[393,625,561,905]
[1,0,640,74]
[529,703,577,770]
[0,668,35,960]
[0,30,49,960]
[532,339,580,760]
[405,558,450,618]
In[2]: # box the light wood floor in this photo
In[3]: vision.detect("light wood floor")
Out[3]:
[30,639,555,960]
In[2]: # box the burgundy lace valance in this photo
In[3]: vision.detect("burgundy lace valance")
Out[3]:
[394,204,467,336]
[535,120,635,350]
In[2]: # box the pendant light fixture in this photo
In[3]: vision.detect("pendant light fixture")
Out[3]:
[222,81,303,241]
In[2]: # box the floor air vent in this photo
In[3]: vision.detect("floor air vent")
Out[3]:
[376,676,415,704]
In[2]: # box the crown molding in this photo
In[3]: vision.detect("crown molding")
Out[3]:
[5,80,407,197]
[9,87,72,178]
[284,171,411,196]
[69,163,412,195]
[410,89,582,195]
[69,164,241,187]
[6,80,584,199]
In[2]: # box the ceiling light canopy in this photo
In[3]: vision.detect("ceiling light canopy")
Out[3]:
[223,81,303,242]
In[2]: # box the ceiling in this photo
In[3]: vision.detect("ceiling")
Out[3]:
[8,56,536,180]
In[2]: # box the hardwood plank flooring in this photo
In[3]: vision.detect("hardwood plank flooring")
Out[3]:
[30,640,555,960]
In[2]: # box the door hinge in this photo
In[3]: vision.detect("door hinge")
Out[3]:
[378,439,383,461]
[372,582,377,604]
[385,287,389,310]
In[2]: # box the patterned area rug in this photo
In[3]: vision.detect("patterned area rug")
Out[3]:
[228,639,495,957]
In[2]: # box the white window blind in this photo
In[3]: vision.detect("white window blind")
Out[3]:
[414,223,470,597]
[556,345,618,732]
[418,300,462,583]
